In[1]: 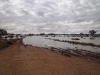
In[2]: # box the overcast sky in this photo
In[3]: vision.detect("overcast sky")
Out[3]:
[0,0,100,34]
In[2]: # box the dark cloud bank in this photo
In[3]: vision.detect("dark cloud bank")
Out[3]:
[0,0,100,34]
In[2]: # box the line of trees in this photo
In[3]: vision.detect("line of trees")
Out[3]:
[0,28,98,37]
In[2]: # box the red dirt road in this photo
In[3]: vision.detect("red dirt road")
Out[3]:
[0,40,100,75]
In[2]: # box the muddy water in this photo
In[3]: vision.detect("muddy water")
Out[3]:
[23,36,100,52]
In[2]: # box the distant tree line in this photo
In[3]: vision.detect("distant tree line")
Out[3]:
[0,28,7,35]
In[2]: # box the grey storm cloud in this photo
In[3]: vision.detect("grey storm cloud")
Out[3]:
[0,0,100,34]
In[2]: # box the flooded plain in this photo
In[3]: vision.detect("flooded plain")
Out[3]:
[23,36,100,52]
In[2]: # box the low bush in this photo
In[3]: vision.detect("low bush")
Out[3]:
[7,41,12,45]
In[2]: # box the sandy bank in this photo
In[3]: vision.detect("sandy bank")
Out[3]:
[0,40,100,75]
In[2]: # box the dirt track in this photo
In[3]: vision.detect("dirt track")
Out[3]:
[0,40,100,75]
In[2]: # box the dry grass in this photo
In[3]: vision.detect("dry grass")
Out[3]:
[0,39,18,50]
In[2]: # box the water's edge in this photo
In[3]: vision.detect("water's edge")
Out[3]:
[22,38,100,63]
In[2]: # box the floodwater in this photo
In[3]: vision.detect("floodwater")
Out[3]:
[23,36,100,52]
[55,36,100,45]
[1,35,22,39]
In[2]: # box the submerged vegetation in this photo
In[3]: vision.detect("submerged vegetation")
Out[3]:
[46,38,100,47]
